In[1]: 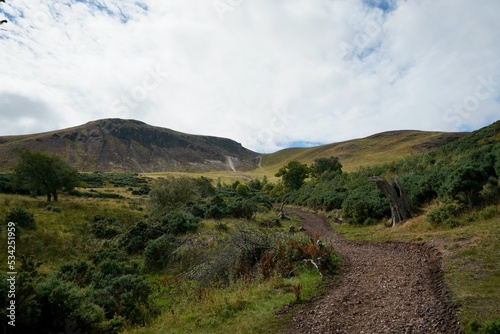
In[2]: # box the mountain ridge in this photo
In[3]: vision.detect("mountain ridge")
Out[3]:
[0,118,260,173]
[0,118,470,173]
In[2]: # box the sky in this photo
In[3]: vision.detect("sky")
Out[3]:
[0,0,499,153]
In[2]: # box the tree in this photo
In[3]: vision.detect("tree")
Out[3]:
[310,156,343,180]
[148,176,200,216]
[13,150,79,202]
[275,161,310,191]
[369,176,416,227]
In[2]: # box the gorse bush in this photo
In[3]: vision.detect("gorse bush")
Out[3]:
[91,215,123,239]
[143,235,176,271]
[426,202,464,228]
[4,206,36,229]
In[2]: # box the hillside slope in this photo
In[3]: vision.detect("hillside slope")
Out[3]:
[0,119,260,173]
[261,130,467,173]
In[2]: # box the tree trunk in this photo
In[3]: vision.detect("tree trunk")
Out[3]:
[53,191,58,202]
[369,176,416,227]
[46,193,52,202]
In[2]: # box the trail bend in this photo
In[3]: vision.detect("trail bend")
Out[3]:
[283,208,460,334]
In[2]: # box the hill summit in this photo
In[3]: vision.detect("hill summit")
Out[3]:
[0,119,260,172]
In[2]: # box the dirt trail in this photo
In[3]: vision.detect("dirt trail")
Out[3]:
[283,208,461,334]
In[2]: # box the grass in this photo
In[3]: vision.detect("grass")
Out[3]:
[0,191,332,333]
[124,271,323,334]
[260,131,466,174]
[330,203,500,331]
[0,193,145,272]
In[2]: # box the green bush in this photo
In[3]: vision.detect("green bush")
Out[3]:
[442,165,489,205]
[478,205,498,220]
[91,215,123,239]
[37,276,105,333]
[342,184,389,225]
[4,207,36,229]
[46,205,62,213]
[426,202,464,227]
[144,235,176,271]
[154,210,201,235]
[148,176,199,215]
[120,221,149,254]
[226,198,258,219]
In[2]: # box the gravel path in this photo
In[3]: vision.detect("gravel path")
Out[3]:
[283,208,461,334]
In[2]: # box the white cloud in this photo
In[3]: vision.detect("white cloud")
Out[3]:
[0,0,498,151]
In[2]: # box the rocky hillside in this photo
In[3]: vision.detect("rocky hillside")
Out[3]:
[0,119,260,172]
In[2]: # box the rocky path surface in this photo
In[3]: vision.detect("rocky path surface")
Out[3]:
[283,208,461,334]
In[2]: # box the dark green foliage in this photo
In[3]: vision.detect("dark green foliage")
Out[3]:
[13,149,79,202]
[0,173,29,195]
[0,256,43,333]
[58,260,93,287]
[46,205,62,212]
[465,319,500,334]
[225,198,258,219]
[37,276,105,333]
[193,176,216,197]
[132,185,151,195]
[4,206,36,229]
[426,202,464,227]
[246,178,263,191]
[443,165,490,205]
[275,160,311,190]
[121,221,149,254]
[153,210,201,236]
[311,156,343,180]
[342,183,389,225]
[68,189,124,199]
[144,235,176,271]
[91,215,123,239]
[79,172,149,188]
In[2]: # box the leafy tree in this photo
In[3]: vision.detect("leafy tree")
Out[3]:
[275,160,311,191]
[148,176,199,216]
[310,156,343,180]
[13,149,79,202]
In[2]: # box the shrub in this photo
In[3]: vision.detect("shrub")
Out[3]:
[226,198,258,219]
[154,210,201,235]
[442,165,489,205]
[37,276,105,333]
[4,207,36,229]
[91,215,123,239]
[46,205,62,213]
[478,205,498,220]
[144,235,177,271]
[342,184,389,225]
[426,202,464,227]
[131,185,151,196]
[148,176,199,215]
[120,221,149,254]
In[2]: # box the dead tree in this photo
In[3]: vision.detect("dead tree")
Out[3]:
[369,176,416,227]
[277,201,290,220]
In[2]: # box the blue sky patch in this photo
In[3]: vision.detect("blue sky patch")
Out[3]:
[363,0,397,13]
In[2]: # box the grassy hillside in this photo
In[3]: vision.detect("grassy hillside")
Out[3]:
[261,130,466,174]
[0,119,259,173]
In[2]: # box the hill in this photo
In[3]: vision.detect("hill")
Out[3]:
[0,119,469,174]
[0,119,260,173]
[260,130,467,173]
